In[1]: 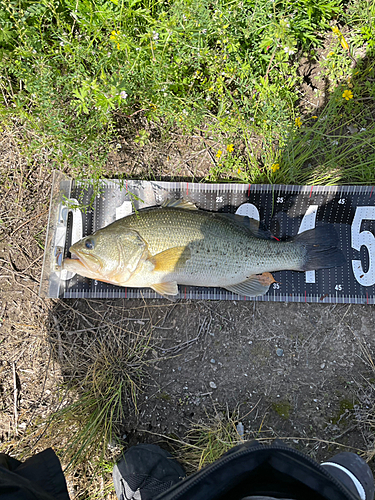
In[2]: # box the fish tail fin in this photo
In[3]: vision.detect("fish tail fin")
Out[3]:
[293,225,346,271]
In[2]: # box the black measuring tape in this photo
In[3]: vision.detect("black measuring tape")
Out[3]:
[43,179,375,304]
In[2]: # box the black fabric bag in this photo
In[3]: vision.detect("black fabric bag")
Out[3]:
[0,448,70,500]
[113,444,186,500]
[154,440,362,500]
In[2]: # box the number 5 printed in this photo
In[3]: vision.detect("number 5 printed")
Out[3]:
[351,206,375,286]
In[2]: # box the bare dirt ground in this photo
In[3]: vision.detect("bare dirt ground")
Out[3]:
[48,297,375,465]
[1,125,375,469]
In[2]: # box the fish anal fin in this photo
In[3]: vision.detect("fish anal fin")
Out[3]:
[224,273,276,298]
[162,199,198,210]
[151,246,191,273]
[257,272,276,286]
[151,282,179,296]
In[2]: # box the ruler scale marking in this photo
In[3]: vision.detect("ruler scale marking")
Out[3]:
[53,181,375,303]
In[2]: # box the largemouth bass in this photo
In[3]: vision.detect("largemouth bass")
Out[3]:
[62,200,345,297]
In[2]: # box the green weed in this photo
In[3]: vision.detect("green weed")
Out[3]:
[281,60,375,185]
[0,0,357,188]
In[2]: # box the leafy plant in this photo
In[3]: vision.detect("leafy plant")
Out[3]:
[0,0,348,186]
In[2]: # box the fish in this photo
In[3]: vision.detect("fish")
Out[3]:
[62,199,346,298]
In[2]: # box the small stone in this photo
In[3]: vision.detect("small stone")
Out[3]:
[210,358,216,364]
[276,348,284,357]
[347,124,358,135]
[236,422,244,438]
[209,381,217,389]
[320,363,325,369]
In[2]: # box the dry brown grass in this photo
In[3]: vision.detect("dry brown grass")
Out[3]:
[0,122,155,498]
[0,122,59,451]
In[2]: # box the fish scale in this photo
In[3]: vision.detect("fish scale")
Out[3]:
[112,207,304,286]
[62,202,344,297]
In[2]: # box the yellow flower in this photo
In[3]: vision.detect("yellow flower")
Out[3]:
[327,51,335,57]
[331,26,349,51]
[237,168,241,175]
[340,37,349,50]
[226,144,234,153]
[110,30,121,49]
[295,116,302,128]
[216,150,223,159]
[342,89,353,101]
[312,116,318,119]
[271,163,280,172]
[110,30,120,41]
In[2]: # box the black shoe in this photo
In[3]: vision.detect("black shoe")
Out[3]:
[321,452,374,500]
[113,444,186,500]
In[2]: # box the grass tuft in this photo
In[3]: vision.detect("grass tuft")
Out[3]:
[175,408,260,472]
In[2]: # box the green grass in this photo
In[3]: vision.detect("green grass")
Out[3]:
[279,65,375,185]
[1,0,374,189]
[50,332,150,471]
[17,325,154,498]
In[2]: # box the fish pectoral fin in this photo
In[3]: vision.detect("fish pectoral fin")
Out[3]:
[162,199,198,210]
[224,273,276,297]
[150,246,191,273]
[151,282,179,296]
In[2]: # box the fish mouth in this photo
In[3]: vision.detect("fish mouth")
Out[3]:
[67,248,102,273]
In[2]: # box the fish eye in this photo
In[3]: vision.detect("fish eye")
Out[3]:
[85,239,95,250]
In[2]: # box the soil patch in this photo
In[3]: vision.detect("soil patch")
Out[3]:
[47,298,375,465]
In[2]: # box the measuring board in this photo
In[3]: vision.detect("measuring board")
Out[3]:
[39,173,375,304]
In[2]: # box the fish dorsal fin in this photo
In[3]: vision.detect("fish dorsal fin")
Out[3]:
[150,246,191,273]
[151,282,179,296]
[224,273,276,297]
[162,198,198,210]
[217,213,272,240]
